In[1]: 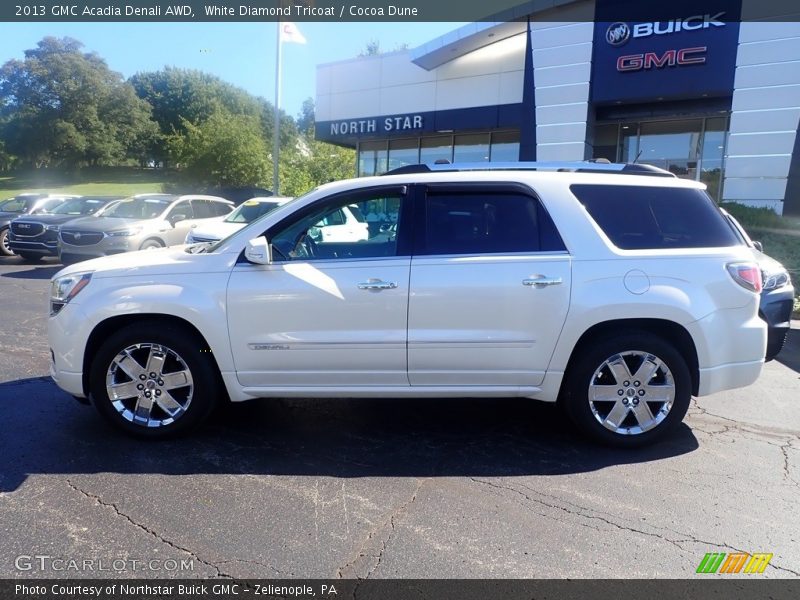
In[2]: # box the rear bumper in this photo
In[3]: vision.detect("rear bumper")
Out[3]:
[697,359,764,396]
[687,302,767,396]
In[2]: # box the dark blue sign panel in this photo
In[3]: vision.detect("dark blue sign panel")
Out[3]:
[591,0,741,105]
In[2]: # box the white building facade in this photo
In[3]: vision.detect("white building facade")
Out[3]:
[316,0,800,215]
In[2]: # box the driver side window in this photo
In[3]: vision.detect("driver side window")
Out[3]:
[270,191,404,261]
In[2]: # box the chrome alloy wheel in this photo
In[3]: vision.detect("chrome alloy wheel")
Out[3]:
[105,343,194,427]
[587,350,675,435]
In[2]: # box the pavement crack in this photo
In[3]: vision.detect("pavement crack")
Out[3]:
[470,477,800,576]
[65,479,232,578]
[216,559,297,577]
[335,477,428,580]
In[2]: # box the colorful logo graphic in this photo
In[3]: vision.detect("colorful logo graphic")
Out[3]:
[696,552,773,574]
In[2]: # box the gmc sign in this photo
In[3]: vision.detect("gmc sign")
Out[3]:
[617,46,707,72]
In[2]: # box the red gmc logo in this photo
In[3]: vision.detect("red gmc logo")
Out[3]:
[617,46,707,72]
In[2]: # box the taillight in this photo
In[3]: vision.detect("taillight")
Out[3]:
[726,262,762,293]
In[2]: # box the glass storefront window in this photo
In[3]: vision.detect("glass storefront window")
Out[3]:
[700,117,727,201]
[420,136,453,164]
[358,141,388,176]
[593,124,619,162]
[594,116,729,201]
[620,123,639,162]
[454,134,490,163]
[490,131,520,162]
[388,139,419,171]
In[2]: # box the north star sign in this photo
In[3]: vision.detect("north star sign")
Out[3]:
[330,114,424,136]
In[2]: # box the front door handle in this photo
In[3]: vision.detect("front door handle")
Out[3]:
[523,276,563,288]
[358,279,398,291]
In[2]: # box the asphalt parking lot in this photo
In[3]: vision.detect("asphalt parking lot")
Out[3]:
[1,256,799,579]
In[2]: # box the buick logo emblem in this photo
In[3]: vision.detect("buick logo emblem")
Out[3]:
[74,232,81,240]
[606,22,630,46]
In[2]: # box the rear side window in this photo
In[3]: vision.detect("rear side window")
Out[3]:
[571,184,741,250]
[422,190,566,256]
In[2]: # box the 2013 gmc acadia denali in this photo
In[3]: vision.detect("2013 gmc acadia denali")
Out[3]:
[47,162,767,446]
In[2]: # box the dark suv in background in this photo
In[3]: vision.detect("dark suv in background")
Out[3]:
[0,193,79,256]
[8,196,124,261]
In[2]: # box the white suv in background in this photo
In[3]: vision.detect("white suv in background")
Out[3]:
[47,162,767,446]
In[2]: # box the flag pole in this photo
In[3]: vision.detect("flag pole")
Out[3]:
[272,20,282,195]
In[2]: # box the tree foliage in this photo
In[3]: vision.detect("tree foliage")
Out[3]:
[167,107,271,188]
[131,67,296,164]
[0,37,157,168]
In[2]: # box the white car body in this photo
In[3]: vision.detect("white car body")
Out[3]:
[48,164,767,444]
[185,197,293,244]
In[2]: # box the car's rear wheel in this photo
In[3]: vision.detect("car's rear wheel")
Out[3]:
[0,228,15,256]
[89,323,219,438]
[563,332,691,447]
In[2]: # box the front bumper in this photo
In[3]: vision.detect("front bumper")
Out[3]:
[760,284,795,360]
[8,237,58,256]
[59,236,135,262]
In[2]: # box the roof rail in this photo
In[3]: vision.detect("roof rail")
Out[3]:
[382,161,676,178]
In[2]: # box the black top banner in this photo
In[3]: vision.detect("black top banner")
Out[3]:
[1,0,799,22]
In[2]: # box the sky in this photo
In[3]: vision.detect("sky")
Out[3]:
[0,22,467,120]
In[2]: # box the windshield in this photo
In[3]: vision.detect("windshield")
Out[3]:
[51,198,110,215]
[224,201,282,224]
[33,198,67,214]
[100,196,171,219]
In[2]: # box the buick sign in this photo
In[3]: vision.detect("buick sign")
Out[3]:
[606,22,630,46]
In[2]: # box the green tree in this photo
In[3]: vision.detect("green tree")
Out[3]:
[0,37,157,168]
[168,107,271,188]
[131,67,296,165]
[280,137,355,197]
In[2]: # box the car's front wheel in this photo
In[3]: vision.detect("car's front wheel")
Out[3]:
[563,332,691,447]
[0,228,15,256]
[17,252,42,262]
[89,323,219,438]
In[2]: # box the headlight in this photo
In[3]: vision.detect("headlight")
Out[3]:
[107,227,142,237]
[50,272,92,316]
[762,268,791,291]
[46,224,60,231]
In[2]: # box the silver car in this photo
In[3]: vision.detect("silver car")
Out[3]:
[58,194,233,263]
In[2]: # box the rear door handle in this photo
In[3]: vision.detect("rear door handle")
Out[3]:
[523,276,563,288]
[358,279,398,291]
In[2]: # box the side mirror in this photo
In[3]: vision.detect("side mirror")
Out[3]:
[753,240,763,253]
[244,237,272,265]
[170,213,187,226]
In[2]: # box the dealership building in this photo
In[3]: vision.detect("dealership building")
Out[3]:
[315,0,800,215]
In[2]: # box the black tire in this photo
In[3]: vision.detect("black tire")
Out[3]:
[139,239,164,250]
[17,252,42,262]
[89,322,220,438]
[562,332,691,448]
[0,228,14,256]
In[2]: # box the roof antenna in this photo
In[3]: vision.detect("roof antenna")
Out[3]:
[633,149,643,164]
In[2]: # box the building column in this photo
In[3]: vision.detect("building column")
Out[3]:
[724,14,800,214]
[531,7,595,161]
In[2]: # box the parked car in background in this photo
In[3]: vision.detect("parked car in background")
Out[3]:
[58,194,234,263]
[48,161,767,446]
[185,197,293,244]
[0,193,80,256]
[8,196,125,262]
[206,186,273,206]
[721,208,794,360]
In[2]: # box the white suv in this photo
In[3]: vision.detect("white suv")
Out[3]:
[47,162,767,446]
